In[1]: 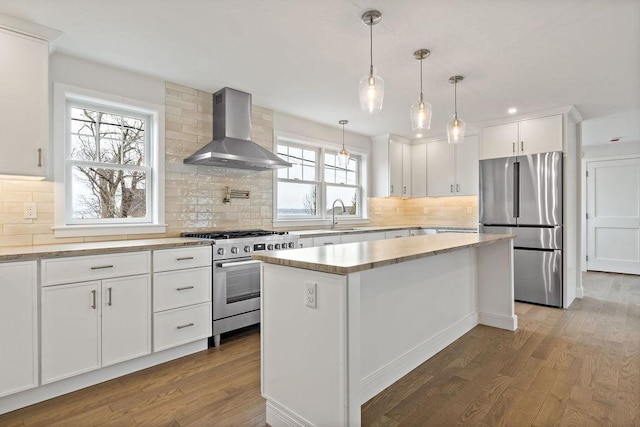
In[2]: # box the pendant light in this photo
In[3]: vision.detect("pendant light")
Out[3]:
[447,75,466,144]
[338,120,350,167]
[410,49,432,131]
[359,10,384,113]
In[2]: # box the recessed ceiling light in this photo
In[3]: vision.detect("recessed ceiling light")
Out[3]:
[416,133,423,138]
[508,107,517,114]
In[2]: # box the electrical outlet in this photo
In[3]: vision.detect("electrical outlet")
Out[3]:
[305,281,317,308]
[24,203,37,219]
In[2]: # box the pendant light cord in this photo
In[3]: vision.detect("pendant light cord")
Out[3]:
[419,57,423,101]
[342,123,345,149]
[369,16,374,76]
[454,78,458,118]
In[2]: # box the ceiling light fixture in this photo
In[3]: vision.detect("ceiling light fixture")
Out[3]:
[338,119,350,167]
[508,107,518,114]
[411,49,432,131]
[359,10,384,113]
[447,75,466,144]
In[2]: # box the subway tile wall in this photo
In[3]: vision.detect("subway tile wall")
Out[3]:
[368,195,479,229]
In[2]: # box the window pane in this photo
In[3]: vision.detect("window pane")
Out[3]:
[70,134,98,161]
[277,182,318,216]
[326,186,358,216]
[71,166,146,219]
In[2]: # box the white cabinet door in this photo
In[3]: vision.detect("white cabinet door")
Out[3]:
[402,143,412,197]
[42,281,101,384]
[519,115,563,155]
[479,122,518,160]
[411,143,427,197]
[0,261,38,397]
[101,275,151,367]
[385,229,410,239]
[426,139,455,196]
[0,29,48,178]
[455,135,479,195]
[389,140,403,197]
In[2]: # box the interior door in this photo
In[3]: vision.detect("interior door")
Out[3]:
[587,157,640,274]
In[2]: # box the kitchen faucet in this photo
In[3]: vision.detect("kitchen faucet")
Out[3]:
[331,198,346,229]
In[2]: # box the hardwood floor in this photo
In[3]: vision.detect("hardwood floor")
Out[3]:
[1,271,638,426]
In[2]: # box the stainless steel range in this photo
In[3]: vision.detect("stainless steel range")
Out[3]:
[182,230,298,346]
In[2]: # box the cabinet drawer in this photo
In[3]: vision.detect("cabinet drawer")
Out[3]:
[42,252,150,286]
[313,235,342,246]
[385,229,410,239]
[153,246,212,272]
[153,302,211,352]
[154,267,211,312]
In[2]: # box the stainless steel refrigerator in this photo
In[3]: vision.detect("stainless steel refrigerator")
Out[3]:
[479,151,563,307]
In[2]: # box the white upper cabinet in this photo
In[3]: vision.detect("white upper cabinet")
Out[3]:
[372,134,412,197]
[426,135,478,197]
[410,143,427,197]
[479,115,563,159]
[0,28,49,178]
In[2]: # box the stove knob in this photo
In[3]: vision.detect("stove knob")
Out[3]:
[267,244,274,250]
[288,242,295,249]
[275,243,281,250]
[231,247,238,254]
[217,248,225,256]
[244,245,251,253]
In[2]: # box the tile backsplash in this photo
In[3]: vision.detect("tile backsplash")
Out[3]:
[368,195,478,229]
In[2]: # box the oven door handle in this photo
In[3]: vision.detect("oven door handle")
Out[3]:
[217,260,262,269]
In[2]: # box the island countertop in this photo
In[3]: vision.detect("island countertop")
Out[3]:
[253,232,514,275]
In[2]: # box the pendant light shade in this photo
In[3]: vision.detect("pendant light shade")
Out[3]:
[338,120,350,167]
[447,75,466,144]
[411,49,432,131]
[359,10,384,113]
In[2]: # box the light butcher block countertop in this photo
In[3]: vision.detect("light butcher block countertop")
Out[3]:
[0,238,212,261]
[253,233,514,275]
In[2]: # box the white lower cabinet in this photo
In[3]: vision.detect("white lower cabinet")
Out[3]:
[40,252,151,385]
[0,261,38,397]
[297,237,314,248]
[385,229,411,239]
[41,275,151,384]
[152,246,212,352]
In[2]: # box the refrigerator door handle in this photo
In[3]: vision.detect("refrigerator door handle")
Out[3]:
[513,161,520,218]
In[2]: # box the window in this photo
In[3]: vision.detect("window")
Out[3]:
[53,83,165,237]
[275,137,365,222]
[67,103,150,223]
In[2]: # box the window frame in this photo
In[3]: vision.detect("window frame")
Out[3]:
[53,83,166,237]
[273,132,369,227]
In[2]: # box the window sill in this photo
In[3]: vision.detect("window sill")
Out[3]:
[53,224,167,238]
[273,218,371,229]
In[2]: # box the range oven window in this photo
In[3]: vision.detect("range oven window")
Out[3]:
[225,266,260,303]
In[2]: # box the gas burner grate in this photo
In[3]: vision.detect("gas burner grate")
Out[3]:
[182,230,288,240]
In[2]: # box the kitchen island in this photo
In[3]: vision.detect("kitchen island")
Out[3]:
[253,233,517,427]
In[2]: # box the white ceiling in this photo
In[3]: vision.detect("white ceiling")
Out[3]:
[1,0,638,140]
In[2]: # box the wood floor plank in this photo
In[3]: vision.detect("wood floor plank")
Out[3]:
[532,379,573,426]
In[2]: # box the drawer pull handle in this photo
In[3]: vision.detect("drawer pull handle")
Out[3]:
[91,265,114,270]
[91,290,97,309]
[37,148,42,167]
[177,323,194,330]
[176,256,194,261]
[176,286,195,291]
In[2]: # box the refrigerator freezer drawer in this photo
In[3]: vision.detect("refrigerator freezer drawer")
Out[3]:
[482,225,562,250]
[514,248,562,307]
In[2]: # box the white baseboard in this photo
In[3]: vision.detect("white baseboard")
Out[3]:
[266,399,313,427]
[0,339,207,415]
[360,311,478,404]
[478,311,518,331]
[576,286,584,298]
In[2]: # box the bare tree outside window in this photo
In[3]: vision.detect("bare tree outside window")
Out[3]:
[69,107,148,220]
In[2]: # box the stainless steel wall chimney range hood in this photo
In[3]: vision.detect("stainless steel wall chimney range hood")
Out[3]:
[183,87,291,170]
